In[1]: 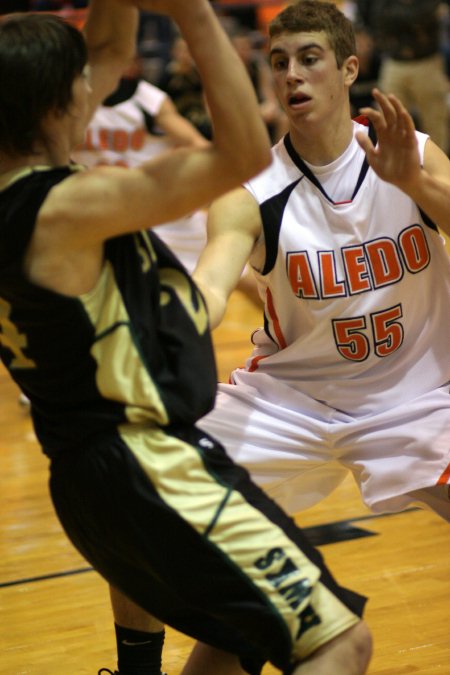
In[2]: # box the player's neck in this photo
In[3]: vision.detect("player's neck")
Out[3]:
[0,154,46,171]
[0,141,70,176]
[289,117,354,166]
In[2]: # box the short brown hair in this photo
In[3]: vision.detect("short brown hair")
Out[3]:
[269,0,356,68]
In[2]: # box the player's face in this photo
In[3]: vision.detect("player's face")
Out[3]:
[269,31,348,128]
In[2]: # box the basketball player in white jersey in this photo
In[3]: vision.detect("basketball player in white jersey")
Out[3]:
[105,1,449,671]
[73,55,209,274]
[195,0,450,522]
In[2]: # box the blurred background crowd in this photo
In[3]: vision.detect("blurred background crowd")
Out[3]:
[1,0,449,154]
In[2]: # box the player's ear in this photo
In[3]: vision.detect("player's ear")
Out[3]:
[343,55,359,87]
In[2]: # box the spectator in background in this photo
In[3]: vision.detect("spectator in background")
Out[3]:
[0,0,30,12]
[349,22,381,115]
[158,35,212,139]
[214,0,258,31]
[31,1,87,8]
[31,0,63,8]
[356,0,449,154]
[439,1,450,76]
[137,11,176,85]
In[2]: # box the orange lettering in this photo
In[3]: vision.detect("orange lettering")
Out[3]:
[287,252,319,299]
[365,238,403,287]
[342,246,371,294]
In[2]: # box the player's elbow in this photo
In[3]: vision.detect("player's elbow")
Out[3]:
[218,119,272,184]
[230,143,272,185]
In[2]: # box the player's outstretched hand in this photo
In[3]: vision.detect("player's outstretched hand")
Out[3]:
[355,88,422,191]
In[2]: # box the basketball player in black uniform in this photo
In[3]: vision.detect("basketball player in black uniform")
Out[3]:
[0,1,371,674]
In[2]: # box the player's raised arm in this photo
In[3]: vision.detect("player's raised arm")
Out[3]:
[83,0,139,115]
[132,0,272,184]
[124,0,270,176]
[46,0,272,248]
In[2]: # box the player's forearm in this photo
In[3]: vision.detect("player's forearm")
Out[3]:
[172,1,271,183]
[193,263,236,330]
[195,282,228,330]
[194,243,252,330]
[193,243,246,330]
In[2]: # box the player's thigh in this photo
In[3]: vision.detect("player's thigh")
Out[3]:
[198,382,347,511]
[339,385,450,513]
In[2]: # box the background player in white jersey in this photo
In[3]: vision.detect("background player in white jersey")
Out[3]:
[104,0,449,671]
[73,54,209,274]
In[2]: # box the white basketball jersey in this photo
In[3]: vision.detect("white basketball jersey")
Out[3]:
[237,120,450,416]
[73,79,207,274]
[73,80,171,169]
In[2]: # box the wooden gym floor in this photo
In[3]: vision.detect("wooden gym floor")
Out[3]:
[1,287,449,675]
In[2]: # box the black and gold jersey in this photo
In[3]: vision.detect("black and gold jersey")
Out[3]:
[0,167,217,456]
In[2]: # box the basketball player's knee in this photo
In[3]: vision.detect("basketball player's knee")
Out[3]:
[330,620,372,674]
[347,620,373,672]
[291,620,372,674]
